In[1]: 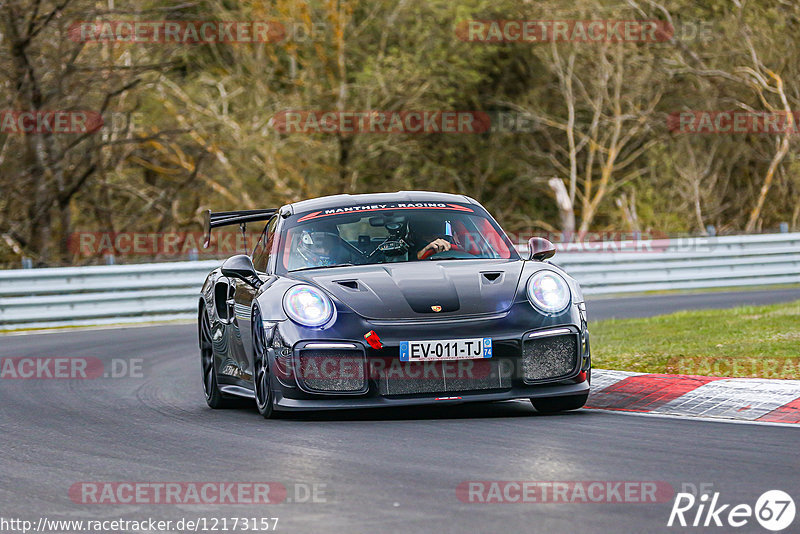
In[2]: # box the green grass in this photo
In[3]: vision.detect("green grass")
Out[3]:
[591,300,800,379]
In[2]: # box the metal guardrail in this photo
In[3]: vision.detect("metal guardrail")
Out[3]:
[0,261,219,331]
[2,233,799,331]
[553,233,800,294]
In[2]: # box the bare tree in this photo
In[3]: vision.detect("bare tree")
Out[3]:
[0,0,184,264]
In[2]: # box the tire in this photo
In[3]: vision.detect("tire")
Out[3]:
[199,306,235,409]
[252,307,276,419]
[531,393,588,414]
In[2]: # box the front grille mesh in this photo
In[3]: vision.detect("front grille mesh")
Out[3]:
[376,359,504,396]
[296,335,579,395]
[296,350,367,392]
[521,334,579,382]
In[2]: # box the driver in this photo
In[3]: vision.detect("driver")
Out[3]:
[296,229,345,268]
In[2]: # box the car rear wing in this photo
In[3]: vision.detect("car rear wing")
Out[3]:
[203,208,277,250]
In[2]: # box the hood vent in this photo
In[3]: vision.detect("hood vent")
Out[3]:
[334,279,361,290]
[481,272,504,284]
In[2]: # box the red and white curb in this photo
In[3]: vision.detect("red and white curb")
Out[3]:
[589,370,800,424]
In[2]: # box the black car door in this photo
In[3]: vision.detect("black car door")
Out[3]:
[232,216,278,378]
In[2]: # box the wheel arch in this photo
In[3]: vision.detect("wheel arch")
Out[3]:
[198,297,207,348]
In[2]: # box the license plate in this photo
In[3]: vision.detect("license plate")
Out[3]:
[399,338,492,362]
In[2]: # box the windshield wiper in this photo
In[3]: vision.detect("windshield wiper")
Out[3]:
[289,263,355,273]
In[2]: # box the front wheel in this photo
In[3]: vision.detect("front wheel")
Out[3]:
[252,307,276,419]
[531,393,588,414]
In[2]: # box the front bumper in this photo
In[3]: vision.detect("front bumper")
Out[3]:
[265,301,591,411]
[273,381,590,411]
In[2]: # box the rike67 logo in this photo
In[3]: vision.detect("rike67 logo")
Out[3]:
[668,489,795,531]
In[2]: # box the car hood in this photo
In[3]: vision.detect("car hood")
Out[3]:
[290,259,523,320]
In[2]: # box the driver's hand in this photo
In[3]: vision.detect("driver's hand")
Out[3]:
[417,238,451,259]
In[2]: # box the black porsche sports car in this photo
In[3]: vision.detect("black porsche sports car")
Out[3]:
[198,191,590,418]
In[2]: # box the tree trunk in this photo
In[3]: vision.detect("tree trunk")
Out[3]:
[745,134,791,232]
[548,177,575,234]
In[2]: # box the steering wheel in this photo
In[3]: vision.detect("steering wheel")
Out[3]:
[419,241,475,260]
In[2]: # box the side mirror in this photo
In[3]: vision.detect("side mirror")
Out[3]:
[221,254,262,288]
[527,237,556,261]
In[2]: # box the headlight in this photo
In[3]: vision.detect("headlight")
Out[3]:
[283,285,334,327]
[527,270,571,313]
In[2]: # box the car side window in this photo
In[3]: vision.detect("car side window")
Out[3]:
[252,216,277,272]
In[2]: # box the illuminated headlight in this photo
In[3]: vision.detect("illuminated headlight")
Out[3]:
[527,270,571,314]
[283,285,334,327]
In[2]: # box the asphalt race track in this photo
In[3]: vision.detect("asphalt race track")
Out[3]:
[1,290,798,533]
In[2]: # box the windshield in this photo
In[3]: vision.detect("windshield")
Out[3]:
[279,203,517,272]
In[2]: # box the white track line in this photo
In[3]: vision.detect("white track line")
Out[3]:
[654,378,800,420]
[588,407,800,429]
